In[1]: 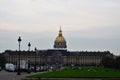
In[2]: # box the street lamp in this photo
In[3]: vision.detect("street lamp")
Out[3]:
[27,42,31,73]
[17,36,22,75]
[34,47,37,72]
[28,42,31,51]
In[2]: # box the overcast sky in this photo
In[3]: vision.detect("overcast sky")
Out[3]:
[0,0,120,55]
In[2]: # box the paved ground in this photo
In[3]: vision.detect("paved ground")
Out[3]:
[0,70,41,80]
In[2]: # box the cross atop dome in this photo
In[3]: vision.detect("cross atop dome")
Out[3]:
[60,25,62,31]
[59,26,62,36]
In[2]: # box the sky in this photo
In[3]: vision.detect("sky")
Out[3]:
[0,0,120,55]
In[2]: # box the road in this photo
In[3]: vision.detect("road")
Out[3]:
[0,70,41,80]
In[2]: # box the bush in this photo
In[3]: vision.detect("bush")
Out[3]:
[101,56,120,69]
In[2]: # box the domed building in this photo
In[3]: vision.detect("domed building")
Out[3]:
[3,26,113,69]
[54,27,67,49]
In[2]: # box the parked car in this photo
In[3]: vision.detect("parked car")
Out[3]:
[5,63,15,72]
[36,67,40,72]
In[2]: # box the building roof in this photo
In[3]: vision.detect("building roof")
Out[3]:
[68,51,112,56]
[4,50,113,57]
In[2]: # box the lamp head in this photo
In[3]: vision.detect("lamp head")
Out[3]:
[28,42,31,47]
[18,36,21,42]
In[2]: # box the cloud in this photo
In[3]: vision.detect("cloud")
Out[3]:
[0,0,120,34]
[65,26,120,39]
[0,0,120,55]
[0,0,120,26]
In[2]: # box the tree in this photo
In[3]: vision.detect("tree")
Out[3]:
[0,54,7,68]
[101,56,115,68]
[115,56,120,69]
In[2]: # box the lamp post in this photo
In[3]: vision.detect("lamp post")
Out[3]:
[28,42,31,73]
[34,47,37,72]
[17,36,22,75]
[28,42,31,51]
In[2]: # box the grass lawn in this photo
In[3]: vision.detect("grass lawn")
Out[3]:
[27,67,120,78]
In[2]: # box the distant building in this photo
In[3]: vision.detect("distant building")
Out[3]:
[3,27,113,67]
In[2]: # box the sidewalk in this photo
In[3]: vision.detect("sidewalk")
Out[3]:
[13,72,44,80]
[0,70,44,80]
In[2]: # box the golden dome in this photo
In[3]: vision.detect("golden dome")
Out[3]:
[55,26,66,42]
[54,26,67,49]
[55,36,66,42]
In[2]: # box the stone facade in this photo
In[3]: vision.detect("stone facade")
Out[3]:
[4,50,113,66]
